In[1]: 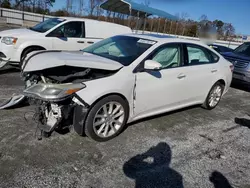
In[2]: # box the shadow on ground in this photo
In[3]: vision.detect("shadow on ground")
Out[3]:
[210,171,233,188]
[123,142,183,188]
[231,79,250,92]
[0,66,20,75]
[235,117,250,129]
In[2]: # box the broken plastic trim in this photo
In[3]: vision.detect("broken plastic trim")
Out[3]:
[0,94,26,110]
[0,57,10,70]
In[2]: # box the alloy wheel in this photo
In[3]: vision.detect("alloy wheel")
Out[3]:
[93,102,125,138]
[208,85,222,107]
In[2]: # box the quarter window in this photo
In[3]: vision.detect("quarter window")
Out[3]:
[48,21,85,38]
[150,44,181,69]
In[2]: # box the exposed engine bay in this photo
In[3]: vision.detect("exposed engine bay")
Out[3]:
[23,65,119,138]
[23,66,117,84]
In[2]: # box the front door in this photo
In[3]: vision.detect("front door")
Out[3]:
[47,21,87,51]
[134,43,189,118]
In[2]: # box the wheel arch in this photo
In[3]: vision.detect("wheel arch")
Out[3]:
[217,79,226,86]
[75,92,131,139]
[89,92,130,112]
[20,45,46,60]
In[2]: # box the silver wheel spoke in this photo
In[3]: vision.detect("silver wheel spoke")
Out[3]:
[94,119,105,127]
[112,105,121,115]
[110,124,117,133]
[103,124,109,136]
[113,111,124,119]
[108,103,114,114]
[97,123,106,134]
[95,114,105,119]
[113,120,122,126]
[103,105,108,115]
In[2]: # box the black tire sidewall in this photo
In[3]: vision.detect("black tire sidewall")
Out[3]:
[204,83,224,110]
[84,95,129,142]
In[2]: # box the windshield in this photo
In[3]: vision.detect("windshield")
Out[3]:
[233,42,250,57]
[30,18,65,33]
[83,36,156,66]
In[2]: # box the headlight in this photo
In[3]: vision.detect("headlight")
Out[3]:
[23,83,85,101]
[1,37,18,45]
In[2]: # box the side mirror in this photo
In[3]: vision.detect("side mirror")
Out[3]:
[144,60,162,70]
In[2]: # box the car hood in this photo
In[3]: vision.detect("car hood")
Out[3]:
[0,28,39,37]
[221,52,250,61]
[23,51,123,72]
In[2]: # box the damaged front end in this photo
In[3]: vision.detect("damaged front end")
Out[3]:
[15,50,123,137]
[23,65,119,137]
[24,82,86,135]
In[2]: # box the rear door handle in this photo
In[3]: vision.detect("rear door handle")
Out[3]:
[87,41,94,44]
[77,41,85,43]
[177,74,186,79]
[211,69,218,73]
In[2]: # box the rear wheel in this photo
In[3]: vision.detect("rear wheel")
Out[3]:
[84,95,129,142]
[202,82,224,110]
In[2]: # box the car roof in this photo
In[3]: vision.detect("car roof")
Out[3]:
[123,33,211,47]
[58,17,128,27]
[209,44,231,49]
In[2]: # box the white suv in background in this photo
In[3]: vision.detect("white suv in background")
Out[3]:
[0,17,132,69]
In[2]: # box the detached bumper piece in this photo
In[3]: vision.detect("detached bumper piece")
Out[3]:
[0,57,10,69]
[0,94,26,110]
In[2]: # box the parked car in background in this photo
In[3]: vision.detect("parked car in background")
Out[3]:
[0,17,132,69]
[21,34,233,142]
[221,42,250,84]
[208,44,233,54]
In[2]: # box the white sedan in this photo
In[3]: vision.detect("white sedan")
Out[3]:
[22,34,233,141]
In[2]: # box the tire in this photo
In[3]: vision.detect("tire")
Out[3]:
[202,82,224,110]
[20,47,44,69]
[84,95,129,142]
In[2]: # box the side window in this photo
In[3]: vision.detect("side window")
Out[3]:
[47,21,85,38]
[186,44,219,65]
[149,44,181,69]
[187,45,210,65]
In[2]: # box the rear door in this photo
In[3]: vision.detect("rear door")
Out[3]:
[179,43,220,103]
[47,21,86,51]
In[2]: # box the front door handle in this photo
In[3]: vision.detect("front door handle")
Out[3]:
[87,41,94,44]
[177,74,186,79]
[77,41,85,43]
[211,69,218,73]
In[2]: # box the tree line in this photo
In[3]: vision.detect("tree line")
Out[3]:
[0,0,237,41]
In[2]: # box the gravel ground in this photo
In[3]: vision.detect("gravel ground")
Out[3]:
[0,25,250,188]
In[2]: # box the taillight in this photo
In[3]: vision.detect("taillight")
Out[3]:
[230,64,234,72]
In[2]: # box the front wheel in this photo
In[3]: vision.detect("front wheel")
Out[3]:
[84,95,129,142]
[202,82,224,110]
